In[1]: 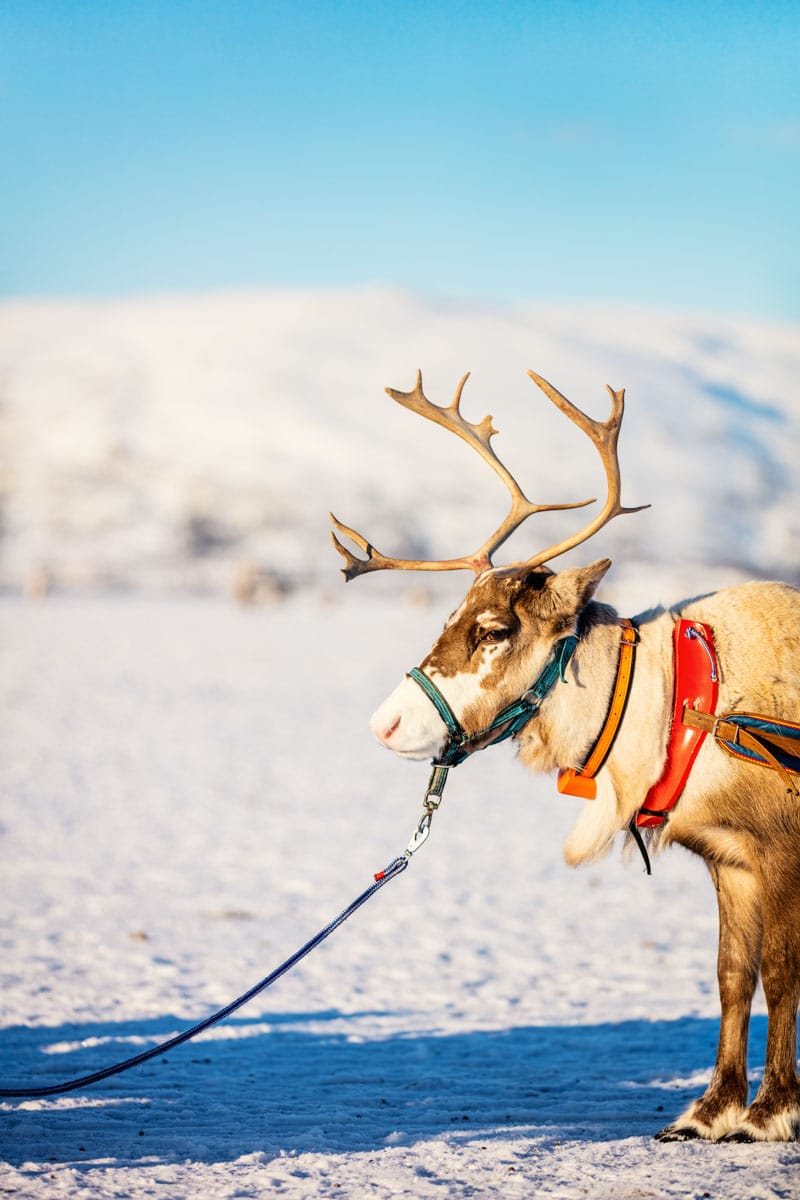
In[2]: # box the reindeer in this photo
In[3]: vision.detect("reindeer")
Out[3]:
[330,370,800,1143]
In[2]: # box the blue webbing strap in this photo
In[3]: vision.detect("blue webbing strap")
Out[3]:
[0,857,409,1099]
[719,713,800,772]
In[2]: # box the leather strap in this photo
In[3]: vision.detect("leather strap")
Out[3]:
[557,618,638,800]
[684,708,800,798]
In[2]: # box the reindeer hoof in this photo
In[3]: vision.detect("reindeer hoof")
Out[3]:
[655,1125,703,1142]
[719,1129,756,1143]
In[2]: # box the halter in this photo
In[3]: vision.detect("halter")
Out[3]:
[407,635,579,768]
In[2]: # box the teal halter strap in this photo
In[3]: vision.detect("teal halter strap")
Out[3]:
[407,635,579,768]
[406,667,463,739]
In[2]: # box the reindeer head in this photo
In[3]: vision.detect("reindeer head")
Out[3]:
[370,559,612,761]
[331,371,645,764]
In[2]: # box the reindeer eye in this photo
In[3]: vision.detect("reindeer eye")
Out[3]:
[478,628,510,646]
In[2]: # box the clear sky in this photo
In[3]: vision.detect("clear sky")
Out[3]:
[1,0,798,318]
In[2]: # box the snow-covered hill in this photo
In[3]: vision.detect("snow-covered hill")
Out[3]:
[2,290,799,603]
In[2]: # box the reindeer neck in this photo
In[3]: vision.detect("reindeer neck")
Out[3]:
[517,601,625,775]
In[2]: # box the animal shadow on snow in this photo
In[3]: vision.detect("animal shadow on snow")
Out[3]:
[0,1013,766,1166]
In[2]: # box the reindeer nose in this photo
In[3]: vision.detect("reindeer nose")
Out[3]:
[371,711,401,745]
[379,715,401,743]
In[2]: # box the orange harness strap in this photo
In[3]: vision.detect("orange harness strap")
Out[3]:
[557,618,638,801]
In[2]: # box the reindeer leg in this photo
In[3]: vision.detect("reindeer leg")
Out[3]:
[657,864,762,1141]
[722,882,800,1142]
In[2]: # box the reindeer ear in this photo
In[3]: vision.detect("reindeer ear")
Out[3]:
[549,558,612,614]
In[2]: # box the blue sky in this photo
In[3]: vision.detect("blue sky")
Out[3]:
[1,1,798,317]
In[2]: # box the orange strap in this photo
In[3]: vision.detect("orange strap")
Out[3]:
[558,618,638,800]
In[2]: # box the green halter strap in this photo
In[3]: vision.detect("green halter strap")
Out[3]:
[407,634,579,768]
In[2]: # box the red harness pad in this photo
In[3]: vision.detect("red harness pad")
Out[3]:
[636,619,719,828]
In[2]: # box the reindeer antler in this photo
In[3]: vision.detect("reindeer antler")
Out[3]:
[330,370,647,581]
[520,370,649,568]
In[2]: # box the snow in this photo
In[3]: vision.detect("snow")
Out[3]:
[2,594,798,1198]
[1,289,800,601]
[1,290,799,1196]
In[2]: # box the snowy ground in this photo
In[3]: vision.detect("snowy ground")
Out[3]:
[2,590,798,1198]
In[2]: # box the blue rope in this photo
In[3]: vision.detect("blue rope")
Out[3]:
[0,856,409,1099]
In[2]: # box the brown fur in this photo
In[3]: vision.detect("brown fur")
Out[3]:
[415,562,800,1142]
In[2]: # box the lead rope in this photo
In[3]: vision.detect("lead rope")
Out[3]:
[0,780,444,1101]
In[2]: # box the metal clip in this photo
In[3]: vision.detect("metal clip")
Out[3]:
[405,764,450,858]
[406,809,434,857]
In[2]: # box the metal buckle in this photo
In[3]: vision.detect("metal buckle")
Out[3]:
[424,764,449,808]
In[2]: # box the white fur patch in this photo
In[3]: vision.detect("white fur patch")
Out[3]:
[729,1108,800,1142]
[472,609,501,628]
[562,772,622,866]
[369,675,447,760]
[666,1099,800,1142]
[444,595,470,629]
[426,652,494,719]
[670,1100,745,1141]
[370,651,496,761]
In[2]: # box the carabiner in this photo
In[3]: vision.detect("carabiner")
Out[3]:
[405,809,434,857]
[405,763,451,857]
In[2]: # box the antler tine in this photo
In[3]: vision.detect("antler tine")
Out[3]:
[329,513,477,581]
[520,370,650,569]
[330,371,595,580]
